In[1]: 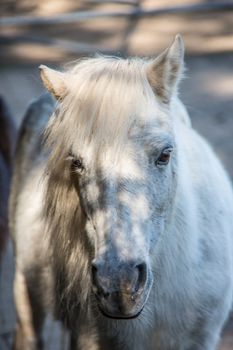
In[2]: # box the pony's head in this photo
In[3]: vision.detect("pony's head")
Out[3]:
[40,35,184,319]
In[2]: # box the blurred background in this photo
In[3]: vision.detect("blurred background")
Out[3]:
[0,0,233,349]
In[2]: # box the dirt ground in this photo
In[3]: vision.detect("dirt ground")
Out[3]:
[1,0,233,349]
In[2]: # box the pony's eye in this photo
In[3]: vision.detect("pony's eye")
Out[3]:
[72,158,83,169]
[69,152,84,174]
[156,148,173,166]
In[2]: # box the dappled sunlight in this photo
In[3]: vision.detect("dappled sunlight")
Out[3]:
[37,0,82,16]
[200,35,233,54]
[118,192,149,221]
[113,154,145,180]
[128,12,233,55]
[201,72,233,98]
[1,1,233,349]
[1,0,233,65]
[86,182,100,203]
[2,42,66,63]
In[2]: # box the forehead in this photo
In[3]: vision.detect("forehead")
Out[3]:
[69,103,173,170]
[59,57,173,163]
[72,120,173,180]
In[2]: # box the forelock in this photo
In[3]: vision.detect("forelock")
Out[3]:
[45,56,159,163]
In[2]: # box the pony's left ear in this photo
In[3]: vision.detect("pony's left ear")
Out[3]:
[39,65,67,100]
[146,34,184,104]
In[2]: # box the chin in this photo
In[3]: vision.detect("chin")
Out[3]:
[98,304,144,320]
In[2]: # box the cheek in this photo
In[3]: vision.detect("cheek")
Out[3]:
[87,182,100,203]
[74,177,100,215]
[148,168,175,214]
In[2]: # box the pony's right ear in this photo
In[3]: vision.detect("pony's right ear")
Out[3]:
[39,65,67,100]
[146,34,184,104]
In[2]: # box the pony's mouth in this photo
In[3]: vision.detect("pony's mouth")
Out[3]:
[97,303,144,320]
[94,288,150,320]
[93,275,153,320]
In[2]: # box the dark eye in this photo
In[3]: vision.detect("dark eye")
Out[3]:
[72,158,83,169]
[156,148,173,166]
[69,152,84,174]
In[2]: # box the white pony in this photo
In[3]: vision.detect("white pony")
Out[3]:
[10,35,233,350]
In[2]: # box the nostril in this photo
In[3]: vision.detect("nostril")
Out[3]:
[135,262,147,293]
[103,290,110,298]
[91,263,98,274]
[91,262,110,299]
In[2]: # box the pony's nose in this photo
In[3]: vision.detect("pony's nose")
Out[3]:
[91,260,147,297]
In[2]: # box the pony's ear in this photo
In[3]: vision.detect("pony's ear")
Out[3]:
[146,34,184,103]
[39,65,67,100]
